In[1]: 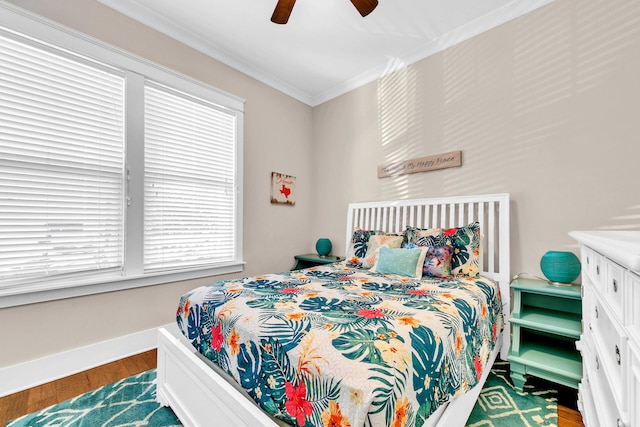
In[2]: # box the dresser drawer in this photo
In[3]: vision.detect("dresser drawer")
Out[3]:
[605,260,625,322]
[630,344,640,427]
[583,247,604,289]
[582,343,627,427]
[582,283,594,333]
[591,298,628,413]
[578,379,599,427]
[626,271,640,343]
[580,286,596,360]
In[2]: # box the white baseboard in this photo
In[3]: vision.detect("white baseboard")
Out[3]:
[0,323,178,398]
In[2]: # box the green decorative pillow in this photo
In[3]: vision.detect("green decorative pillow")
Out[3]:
[372,246,427,278]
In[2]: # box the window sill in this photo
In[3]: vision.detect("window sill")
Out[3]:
[0,262,245,308]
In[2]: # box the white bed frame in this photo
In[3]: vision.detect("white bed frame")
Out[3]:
[157,193,510,427]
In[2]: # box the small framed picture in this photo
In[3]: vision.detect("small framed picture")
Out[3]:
[271,172,296,205]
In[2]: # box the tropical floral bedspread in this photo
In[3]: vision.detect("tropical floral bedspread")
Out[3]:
[176,263,503,427]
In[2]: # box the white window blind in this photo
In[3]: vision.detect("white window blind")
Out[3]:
[0,32,125,285]
[144,83,237,272]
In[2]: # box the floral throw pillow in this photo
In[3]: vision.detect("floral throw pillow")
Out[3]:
[345,228,383,267]
[404,243,453,278]
[406,222,481,277]
[361,234,403,269]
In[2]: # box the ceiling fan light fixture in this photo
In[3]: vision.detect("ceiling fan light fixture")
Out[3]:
[271,0,296,24]
[350,0,378,17]
[271,0,377,24]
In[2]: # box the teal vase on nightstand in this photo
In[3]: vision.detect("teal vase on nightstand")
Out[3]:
[315,238,332,257]
[540,251,581,284]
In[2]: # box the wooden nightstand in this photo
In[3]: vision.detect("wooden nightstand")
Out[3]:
[292,254,342,270]
[508,277,583,391]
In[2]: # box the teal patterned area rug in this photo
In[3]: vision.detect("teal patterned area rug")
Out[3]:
[6,369,181,427]
[466,361,558,427]
[7,363,556,427]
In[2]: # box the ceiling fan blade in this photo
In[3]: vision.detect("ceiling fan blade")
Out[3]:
[350,0,378,17]
[271,0,296,24]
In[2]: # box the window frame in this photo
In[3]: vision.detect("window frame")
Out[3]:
[0,3,245,308]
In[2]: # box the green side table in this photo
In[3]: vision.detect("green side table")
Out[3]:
[292,254,342,270]
[508,277,583,391]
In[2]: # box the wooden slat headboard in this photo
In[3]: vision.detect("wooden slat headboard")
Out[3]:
[345,193,511,357]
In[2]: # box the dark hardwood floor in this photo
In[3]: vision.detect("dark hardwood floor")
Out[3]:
[534,377,585,427]
[0,349,584,426]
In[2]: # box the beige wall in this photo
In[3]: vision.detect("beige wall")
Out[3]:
[312,0,640,278]
[2,0,640,369]
[0,0,314,367]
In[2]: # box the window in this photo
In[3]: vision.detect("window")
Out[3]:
[144,83,237,272]
[0,32,126,285]
[0,5,244,307]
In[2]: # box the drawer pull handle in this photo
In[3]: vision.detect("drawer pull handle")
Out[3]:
[589,322,592,331]
[595,355,600,370]
[616,345,621,365]
[612,279,618,292]
[596,265,600,275]
[595,306,598,319]
[617,419,623,427]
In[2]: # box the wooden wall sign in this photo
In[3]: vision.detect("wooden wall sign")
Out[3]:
[378,150,462,178]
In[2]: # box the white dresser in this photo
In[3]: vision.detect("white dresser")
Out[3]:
[570,231,640,427]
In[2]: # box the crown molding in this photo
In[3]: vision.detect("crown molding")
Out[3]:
[310,0,555,106]
[97,0,552,106]
[98,0,314,105]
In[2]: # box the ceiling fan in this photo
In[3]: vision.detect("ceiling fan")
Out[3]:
[271,0,379,24]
